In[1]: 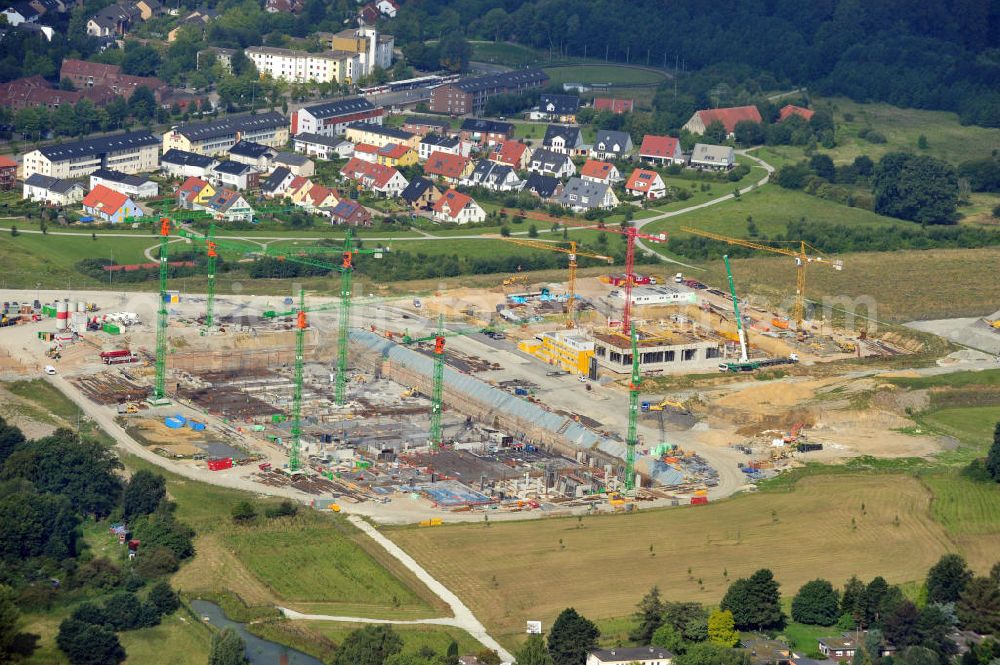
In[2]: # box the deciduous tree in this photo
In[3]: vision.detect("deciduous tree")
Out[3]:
[208,627,247,665]
[792,579,840,626]
[721,569,783,630]
[56,619,125,665]
[333,624,402,665]
[926,554,972,604]
[122,470,165,522]
[707,610,739,647]
[548,608,599,665]
[515,634,553,665]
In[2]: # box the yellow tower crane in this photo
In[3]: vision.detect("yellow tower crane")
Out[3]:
[498,238,614,327]
[679,227,844,329]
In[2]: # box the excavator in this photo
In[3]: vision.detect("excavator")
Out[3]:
[641,397,688,414]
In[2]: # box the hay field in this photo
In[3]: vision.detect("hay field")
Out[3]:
[387,475,955,644]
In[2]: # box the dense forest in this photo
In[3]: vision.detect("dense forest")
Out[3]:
[389,0,1000,127]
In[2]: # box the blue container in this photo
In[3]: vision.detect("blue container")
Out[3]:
[514,387,528,396]
[189,421,206,431]
[164,417,184,429]
[173,414,187,425]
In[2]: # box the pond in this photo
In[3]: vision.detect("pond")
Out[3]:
[190,600,326,665]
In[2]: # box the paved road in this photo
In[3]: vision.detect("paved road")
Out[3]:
[284,515,515,663]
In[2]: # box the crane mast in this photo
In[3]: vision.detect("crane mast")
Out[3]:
[723,255,749,362]
[290,289,305,472]
[153,218,170,401]
[204,225,217,331]
[625,321,641,494]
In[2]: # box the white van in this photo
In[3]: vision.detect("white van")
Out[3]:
[44,365,56,375]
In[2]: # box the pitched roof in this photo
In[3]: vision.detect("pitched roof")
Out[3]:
[91,168,152,187]
[354,142,379,155]
[530,148,573,171]
[400,177,435,203]
[448,69,547,94]
[424,151,470,179]
[306,184,337,207]
[293,132,350,149]
[433,188,474,220]
[557,177,612,208]
[490,140,528,166]
[779,104,815,122]
[162,148,215,168]
[594,97,634,114]
[229,141,273,158]
[691,143,734,163]
[470,160,516,185]
[626,168,663,192]
[83,184,129,215]
[580,159,616,180]
[299,96,376,120]
[177,176,210,195]
[403,115,450,131]
[523,172,560,198]
[593,130,632,152]
[0,156,17,168]
[639,135,680,158]
[340,158,400,188]
[274,151,310,167]
[60,58,120,79]
[590,647,673,662]
[378,143,411,159]
[212,160,255,175]
[537,93,580,115]
[170,111,285,142]
[543,124,581,146]
[261,166,292,193]
[460,118,514,135]
[694,105,763,133]
[25,173,84,193]
[206,188,245,212]
[37,130,158,161]
[346,121,414,142]
[420,134,460,150]
[329,199,367,221]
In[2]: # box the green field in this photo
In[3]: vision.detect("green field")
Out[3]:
[387,475,958,648]
[0,233,154,289]
[542,64,666,87]
[886,369,1000,390]
[920,471,1000,576]
[471,41,543,67]
[919,406,1000,449]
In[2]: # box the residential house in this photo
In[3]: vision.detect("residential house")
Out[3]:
[817,635,894,661]
[459,119,514,147]
[326,199,372,226]
[522,172,562,201]
[580,159,621,184]
[557,177,619,211]
[246,46,361,84]
[176,176,215,209]
[288,176,316,206]
[0,75,105,112]
[433,189,486,224]
[205,188,254,222]
[86,2,141,38]
[273,152,314,177]
[625,168,667,199]
[293,133,355,161]
[402,116,451,137]
[375,0,398,18]
[528,93,580,123]
[740,638,791,665]
[353,143,380,163]
[339,158,408,197]
[22,130,159,179]
[328,26,394,78]
[228,141,276,171]
[587,647,672,665]
[89,168,158,199]
[358,2,379,24]
[196,47,236,74]
[489,141,532,170]
[60,59,168,102]
[167,8,218,42]
[303,184,338,210]
[424,152,473,185]
[160,149,218,179]
[590,130,633,160]
[400,177,441,212]
[2,2,40,26]
[264,0,302,14]
[418,134,465,161]
[690,143,735,170]
[528,149,576,178]
[292,97,383,137]
[162,111,288,156]
[377,143,418,168]
[639,135,684,165]
[463,160,523,192]
[82,184,142,223]
[0,156,17,191]
[683,105,763,137]
[22,174,85,205]
[779,104,814,122]
[344,122,418,150]
[430,69,548,115]
[260,167,295,199]
[543,125,584,156]
[593,97,634,114]
[133,0,161,20]
[210,160,260,191]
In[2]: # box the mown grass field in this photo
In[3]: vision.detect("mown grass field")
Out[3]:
[386,475,955,648]
[542,64,666,87]
[0,233,154,289]
[470,41,543,67]
[920,406,1000,450]
[920,471,1000,577]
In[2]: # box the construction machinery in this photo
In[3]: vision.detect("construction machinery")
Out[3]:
[679,226,843,329]
[152,217,171,402]
[497,238,614,327]
[557,220,667,334]
[625,321,641,495]
[290,289,306,472]
[641,397,687,413]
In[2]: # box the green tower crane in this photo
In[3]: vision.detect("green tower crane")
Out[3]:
[401,315,447,447]
[153,217,171,402]
[624,321,641,495]
[290,289,306,472]
[204,225,217,331]
[720,254,761,372]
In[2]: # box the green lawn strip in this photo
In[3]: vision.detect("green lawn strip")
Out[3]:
[116,609,214,665]
[471,41,543,67]
[885,369,1000,390]
[0,234,156,288]
[920,471,1000,537]
[6,379,82,422]
[541,64,665,86]
[917,406,1000,454]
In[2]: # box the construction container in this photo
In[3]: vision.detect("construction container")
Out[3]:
[690,496,708,505]
[164,416,185,429]
[206,457,233,471]
[189,421,206,432]
[102,323,120,335]
[258,462,272,471]
[797,443,823,453]
[42,305,56,317]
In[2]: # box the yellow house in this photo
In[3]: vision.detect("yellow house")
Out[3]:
[518,331,594,375]
[177,177,216,208]
[377,143,418,168]
[344,124,420,150]
[288,176,316,205]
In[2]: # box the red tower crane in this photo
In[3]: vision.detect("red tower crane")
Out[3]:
[557,221,667,335]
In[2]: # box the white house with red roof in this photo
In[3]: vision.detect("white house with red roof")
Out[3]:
[683,106,763,138]
[353,142,380,163]
[83,184,142,223]
[639,135,683,165]
[778,104,815,122]
[489,140,532,170]
[625,169,667,199]
[580,159,621,184]
[433,189,485,224]
[340,158,408,197]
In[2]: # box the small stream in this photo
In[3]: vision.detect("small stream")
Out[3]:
[190,600,326,665]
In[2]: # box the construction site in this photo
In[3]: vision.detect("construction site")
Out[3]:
[0,221,942,521]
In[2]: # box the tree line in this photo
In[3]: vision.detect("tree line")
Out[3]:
[0,418,192,664]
